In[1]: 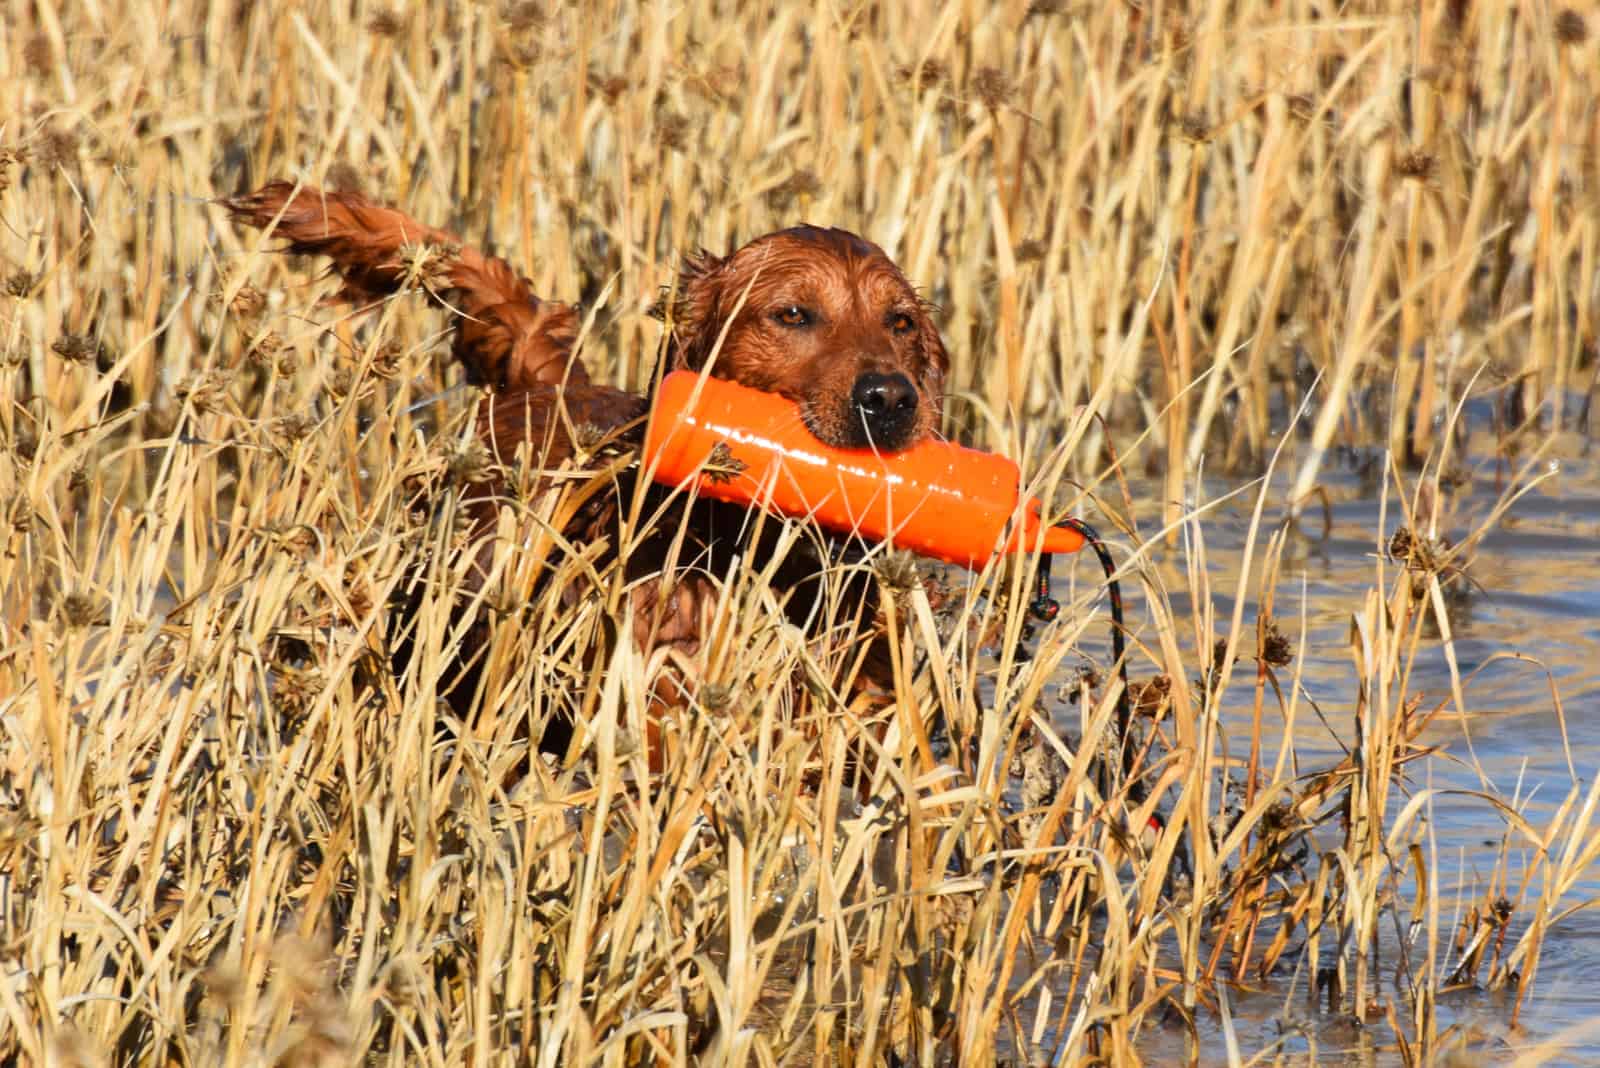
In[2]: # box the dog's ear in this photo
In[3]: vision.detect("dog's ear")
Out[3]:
[665,249,726,371]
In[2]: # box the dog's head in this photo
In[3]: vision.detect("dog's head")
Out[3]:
[665,227,948,451]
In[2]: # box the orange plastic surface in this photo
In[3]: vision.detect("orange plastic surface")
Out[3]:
[641,370,1084,569]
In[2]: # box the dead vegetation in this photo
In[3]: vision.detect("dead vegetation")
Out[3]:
[2,0,1597,1064]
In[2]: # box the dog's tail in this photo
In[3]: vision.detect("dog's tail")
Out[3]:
[223,181,587,392]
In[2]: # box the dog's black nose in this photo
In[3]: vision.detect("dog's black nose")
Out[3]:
[851,372,919,446]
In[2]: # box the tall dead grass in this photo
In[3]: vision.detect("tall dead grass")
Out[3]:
[2,0,1596,1063]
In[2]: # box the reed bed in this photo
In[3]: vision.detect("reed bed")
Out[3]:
[2,0,1596,1063]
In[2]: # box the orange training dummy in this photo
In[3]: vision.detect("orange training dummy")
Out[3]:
[642,370,1085,569]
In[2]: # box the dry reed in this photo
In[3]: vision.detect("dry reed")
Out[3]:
[2,0,1596,1064]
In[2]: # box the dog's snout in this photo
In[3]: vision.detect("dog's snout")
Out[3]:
[850,371,919,447]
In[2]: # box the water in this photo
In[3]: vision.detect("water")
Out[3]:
[1100,435,1600,1064]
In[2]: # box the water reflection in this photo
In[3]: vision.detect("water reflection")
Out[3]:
[1072,442,1600,1061]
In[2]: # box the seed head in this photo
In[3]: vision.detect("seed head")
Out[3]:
[52,333,98,363]
[1555,8,1588,45]
[23,35,53,76]
[701,441,747,484]
[1014,238,1046,264]
[61,590,100,630]
[1176,112,1211,143]
[366,7,404,37]
[499,37,541,69]
[445,440,494,484]
[873,551,921,594]
[272,664,325,721]
[655,110,691,152]
[768,169,821,210]
[699,684,733,712]
[271,411,317,442]
[972,66,1013,111]
[897,59,948,93]
[35,126,79,168]
[11,427,37,463]
[367,340,404,380]
[501,1,541,33]
[6,270,36,298]
[1394,149,1437,182]
[590,72,629,104]
[244,331,283,368]
[396,241,459,291]
[1259,619,1293,667]
[174,369,229,413]
[324,161,364,194]
[217,277,266,320]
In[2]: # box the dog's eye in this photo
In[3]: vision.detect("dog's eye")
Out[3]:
[888,312,916,335]
[772,305,812,328]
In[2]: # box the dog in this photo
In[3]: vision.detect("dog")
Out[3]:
[225,181,949,764]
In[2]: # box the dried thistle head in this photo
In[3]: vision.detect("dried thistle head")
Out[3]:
[271,410,317,443]
[700,441,747,484]
[326,365,360,400]
[367,340,405,380]
[570,419,631,457]
[1555,8,1588,46]
[23,35,53,76]
[897,59,948,93]
[396,241,459,292]
[1176,112,1211,143]
[590,71,630,105]
[500,0,541,33]
[445,439,495,483]
[972,66,1013,110]
[6,270,37,299]
[61,590,100,630]
[174,369,230,414]
[324,161,364,194]
[1258,619,1293,667]
[211,273,266,320]
[271,664,325,722]
[1209,638,1236,675]
[1131,674,1172,716]
[366,6,405,37]
[51,333,98,363]
[498,37,541,70]
[1394,149,1437,182]
[767,169,821,210]
[873,550,921,595]
[35,125,80,168]
[655,110,691,152]
[698,683,733,713]
[244,331,283,369]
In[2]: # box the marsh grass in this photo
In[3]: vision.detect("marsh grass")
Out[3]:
[3,0,1598,1063]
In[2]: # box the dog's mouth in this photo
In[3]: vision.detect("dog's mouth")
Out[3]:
[801,399,923,453]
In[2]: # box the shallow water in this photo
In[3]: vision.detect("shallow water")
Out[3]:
[1071,433,1600,1064]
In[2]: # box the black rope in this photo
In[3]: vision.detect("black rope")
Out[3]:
[1029,519,1132,788]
